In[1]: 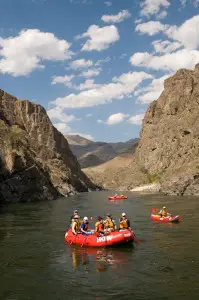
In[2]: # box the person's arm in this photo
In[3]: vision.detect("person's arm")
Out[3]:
[72,222,77,235]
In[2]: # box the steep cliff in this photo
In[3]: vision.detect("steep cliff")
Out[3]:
[136,64,199,195]
[84,64,199,195]
[0,89,96,203]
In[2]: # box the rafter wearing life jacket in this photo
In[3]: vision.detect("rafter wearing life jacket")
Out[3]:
[104,214,116,231]
[95,216,105,234]
[119,213,130,229]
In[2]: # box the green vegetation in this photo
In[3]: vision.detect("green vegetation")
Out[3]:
[144,172,163,184]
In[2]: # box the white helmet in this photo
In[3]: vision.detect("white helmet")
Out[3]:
[122,213,126,217]
[83,216,88,221]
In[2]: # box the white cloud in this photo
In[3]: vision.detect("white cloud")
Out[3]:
[0,29,73,76]
[77,25,119,51]
[135,74,169,104]
[73,79,99,91]
[47,107,77,123]
[79,68,101,78]
[119,53,127,59]
[135,21,168,36]
[152,40,182,53]
[51,71,152,109]
[101,10,131,24]
[140,0,170,18]
[51,75,74,85]
[165,15,199,50]
[192,0,199,7]
[53,122,71,133]
[157,10,167,19]
[128,114,145,125]
[67,132,94,140]
[70,58,93,69]
[95,56,110,66]
[136,15,199,51]
[104,1,112,6]
[180,0,187,7]
[86,113,92,117]
[106,113,129,125]
[130,49,199,71]
[135,18,143,24]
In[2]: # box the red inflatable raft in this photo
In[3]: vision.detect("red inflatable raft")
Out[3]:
[108,195,128,200]
[150,209,182,223]
[65,229,134,247]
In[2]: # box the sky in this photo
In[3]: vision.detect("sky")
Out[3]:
[0,0,199,142]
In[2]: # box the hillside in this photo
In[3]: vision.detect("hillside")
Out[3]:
[65,134,93,146]
[83,151,146,190]
[0,90,96,203]
[66,135,139,168]
[84,64,199,196]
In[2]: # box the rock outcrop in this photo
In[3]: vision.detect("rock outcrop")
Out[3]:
[84,64,199,195]
[0,89,96,203]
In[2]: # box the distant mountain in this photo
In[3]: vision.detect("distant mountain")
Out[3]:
[65,134,93,146]
[66,135,139,168]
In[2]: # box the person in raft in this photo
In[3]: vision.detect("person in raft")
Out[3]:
[104,213,117,233]
[71,209,79,222]
[119,213,131,230]
[158,206,171,217]
[95,216,105,236]
[72,215,81,235]
[81,217,93,235]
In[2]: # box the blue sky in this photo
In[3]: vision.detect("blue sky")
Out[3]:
[0,0,199,142]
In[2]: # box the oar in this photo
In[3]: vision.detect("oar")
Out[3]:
[133,232,141,243]
[81,235,87,247]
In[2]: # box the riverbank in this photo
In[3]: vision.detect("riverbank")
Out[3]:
[130,183,161,193]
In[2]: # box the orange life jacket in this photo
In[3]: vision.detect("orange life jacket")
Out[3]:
[95,221,104,232]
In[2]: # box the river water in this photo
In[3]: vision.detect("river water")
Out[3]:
[0,191,198,300]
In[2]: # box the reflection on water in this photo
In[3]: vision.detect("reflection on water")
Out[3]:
[70,246,134,273]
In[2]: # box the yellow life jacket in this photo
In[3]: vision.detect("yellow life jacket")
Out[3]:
[119,219,129,229]
[162,209,167,217]
[74,220,81,231]
[104,218,114,229]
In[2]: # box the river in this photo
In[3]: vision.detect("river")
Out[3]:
[0,191,198,300]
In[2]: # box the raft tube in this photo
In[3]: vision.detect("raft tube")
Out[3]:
[65,229,134,247]
[108,196,128,200]
[150,213,182,223]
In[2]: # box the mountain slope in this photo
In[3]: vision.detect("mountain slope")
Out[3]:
[67,135,139,168]
[84,64,199,195]
[0,89,96,203]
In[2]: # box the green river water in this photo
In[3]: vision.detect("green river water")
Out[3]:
[0,191,198,300]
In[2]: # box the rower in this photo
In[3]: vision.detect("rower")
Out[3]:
[119,213,131,230]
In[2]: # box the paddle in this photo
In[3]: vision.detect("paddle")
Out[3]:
[81,235,88,247]
[133,232,141,243]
